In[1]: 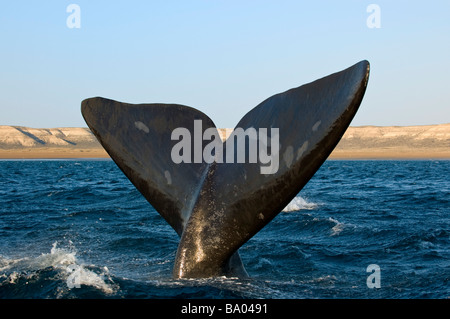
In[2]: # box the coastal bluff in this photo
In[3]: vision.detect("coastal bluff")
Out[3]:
[0,124,449,159]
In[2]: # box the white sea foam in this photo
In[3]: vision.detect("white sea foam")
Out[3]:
[329,217,345,236]
[0,242,117,295]
[282,196,318,212]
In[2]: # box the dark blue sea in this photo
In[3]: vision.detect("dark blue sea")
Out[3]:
[0,159,448,299]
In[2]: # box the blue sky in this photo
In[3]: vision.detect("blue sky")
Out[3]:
[1,1,449,128]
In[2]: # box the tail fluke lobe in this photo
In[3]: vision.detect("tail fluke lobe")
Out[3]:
[81,98,216,236]
[82,60,370,279]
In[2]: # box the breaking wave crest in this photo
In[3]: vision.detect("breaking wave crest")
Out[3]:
[0,242,117,298]
[282,196,318,212]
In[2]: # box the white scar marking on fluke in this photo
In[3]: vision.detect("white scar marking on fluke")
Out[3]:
[164,170,172,185]
[296,141,309,160]
[283,146,294,168]
[134,121,149,133]
[312,121,321,132]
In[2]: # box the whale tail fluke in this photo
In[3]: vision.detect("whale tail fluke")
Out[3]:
[82,60,370,278]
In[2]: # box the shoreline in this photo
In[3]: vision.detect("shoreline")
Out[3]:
[328,149,450,160]
[0,149,109,159]
[1,148,449,160]
[1,124,449,160]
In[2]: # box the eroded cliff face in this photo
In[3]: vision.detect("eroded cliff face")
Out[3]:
[336,124,450,148]
[330,124,450,158]
[0,124,449,159]
[0,126,99,149]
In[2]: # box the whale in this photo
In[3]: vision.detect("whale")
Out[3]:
[81,60,370,278]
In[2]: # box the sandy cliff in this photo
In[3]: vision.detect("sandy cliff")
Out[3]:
[330,124,450,158]
[0,126,106,158]
[0,124,449,159]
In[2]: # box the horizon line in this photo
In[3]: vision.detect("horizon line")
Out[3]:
[1,123,450,130]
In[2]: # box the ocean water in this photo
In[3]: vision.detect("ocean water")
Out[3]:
[0,159,448,299]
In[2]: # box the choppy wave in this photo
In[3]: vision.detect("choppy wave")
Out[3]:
[0,160,449,298]
[0,241,301,299]
[0,242,117,298]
